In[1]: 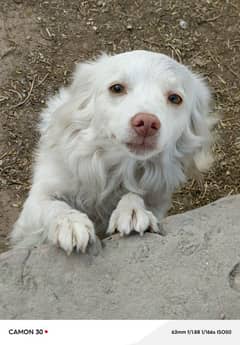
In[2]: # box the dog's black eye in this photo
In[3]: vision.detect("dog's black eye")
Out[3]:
[109,83,125,94]
[168,93,183,105]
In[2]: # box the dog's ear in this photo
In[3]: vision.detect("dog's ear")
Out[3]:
[70,61,96,98]
[189,76,216,173]
[70,53,109,96]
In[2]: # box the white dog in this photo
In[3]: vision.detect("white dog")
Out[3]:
[10,50,214,254]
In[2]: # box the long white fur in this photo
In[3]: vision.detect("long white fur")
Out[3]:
[10,50,214,254]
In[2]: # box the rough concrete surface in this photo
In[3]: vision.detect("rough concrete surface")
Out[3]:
[0,195,240,320]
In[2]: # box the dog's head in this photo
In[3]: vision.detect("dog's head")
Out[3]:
[71,50,213,170]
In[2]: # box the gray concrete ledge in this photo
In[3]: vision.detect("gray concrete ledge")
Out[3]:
[0,195,240,319]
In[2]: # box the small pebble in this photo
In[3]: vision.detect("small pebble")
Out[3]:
[179,19,188,29]
[220,313,226,320]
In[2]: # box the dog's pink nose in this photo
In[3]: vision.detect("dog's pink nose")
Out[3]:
[131,113,160,137]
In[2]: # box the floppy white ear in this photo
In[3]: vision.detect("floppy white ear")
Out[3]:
[70,53,109,96]
[70,62,96,97]
[190,76,216,173]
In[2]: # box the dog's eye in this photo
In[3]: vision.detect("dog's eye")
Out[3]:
[168,93,183,105]
[109,83,126,94]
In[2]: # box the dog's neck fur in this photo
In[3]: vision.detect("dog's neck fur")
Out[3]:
[62,135,186,227]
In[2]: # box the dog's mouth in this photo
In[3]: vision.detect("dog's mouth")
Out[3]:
[126,137,158,154]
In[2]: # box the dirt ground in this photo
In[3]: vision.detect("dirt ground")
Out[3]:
[0,0,240,253]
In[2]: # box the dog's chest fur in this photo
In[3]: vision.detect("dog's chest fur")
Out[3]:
[63,152,176,232]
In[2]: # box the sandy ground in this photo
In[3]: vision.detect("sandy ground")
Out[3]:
[0,0,240,252]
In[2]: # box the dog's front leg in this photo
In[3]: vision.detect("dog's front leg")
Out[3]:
[107,193,160,236]
[11,188,96,255]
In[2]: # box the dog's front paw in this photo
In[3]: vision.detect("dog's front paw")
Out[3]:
[49,211,96,254]
[107,194,159,236]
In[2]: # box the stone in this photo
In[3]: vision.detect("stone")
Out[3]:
[0,195,240,319]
